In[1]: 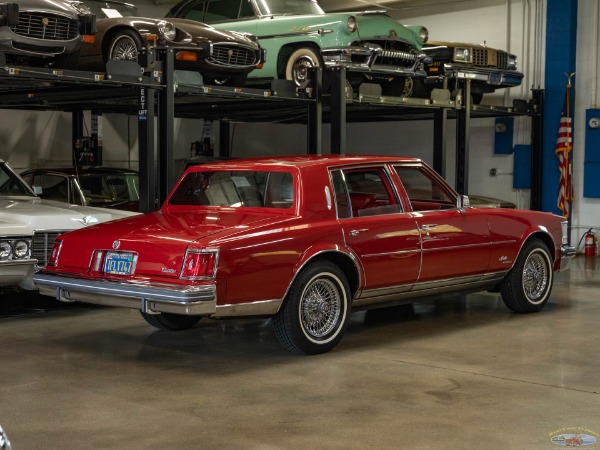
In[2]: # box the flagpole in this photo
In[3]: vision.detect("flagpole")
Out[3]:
[565,72,575,245]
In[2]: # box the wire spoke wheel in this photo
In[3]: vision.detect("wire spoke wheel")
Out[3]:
[522,252,549,302]
[273,261,351,354]
[300,277,342,339]
[500,239,553,313]
[108,31,142,62]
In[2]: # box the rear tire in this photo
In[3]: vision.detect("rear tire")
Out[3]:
[140,311,202,331]
[500,239,554,313]
[273,261,350,354]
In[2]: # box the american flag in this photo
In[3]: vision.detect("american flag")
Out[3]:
[556,92,573,218]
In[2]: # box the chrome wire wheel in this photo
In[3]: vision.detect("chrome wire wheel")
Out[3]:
[500,239,553,313]
[522,251,550,303]
[300,277,342,339]
[109,34,139,61]
[273,261,351,354]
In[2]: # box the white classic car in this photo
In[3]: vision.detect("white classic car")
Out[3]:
[0,160,138,290]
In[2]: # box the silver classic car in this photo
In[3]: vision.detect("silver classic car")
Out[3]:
[0,0,96,68]
[0,160,137,290]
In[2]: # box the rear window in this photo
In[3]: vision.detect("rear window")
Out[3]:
[169,170,294,208]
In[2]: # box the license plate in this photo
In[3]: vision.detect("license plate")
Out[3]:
[104,251,135,275]
[489,73,502,85]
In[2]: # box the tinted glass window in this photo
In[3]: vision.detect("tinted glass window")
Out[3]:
[205,0,243,21]
[394,166,455,211]
[330,167,401,218]
[169,170,294,208]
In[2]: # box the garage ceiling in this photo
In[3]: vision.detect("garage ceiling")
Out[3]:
[317,0,503,18]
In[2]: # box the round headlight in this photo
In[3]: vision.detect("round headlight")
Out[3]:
[347,16,357,33]
[72,2,92,15]
[419,27,429,43]
[158,21,177,41]
[0,241,11,260]
[13,240,30,259]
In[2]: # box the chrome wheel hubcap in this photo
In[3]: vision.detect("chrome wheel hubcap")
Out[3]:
[523,252,549,302]
[300,278,341,338]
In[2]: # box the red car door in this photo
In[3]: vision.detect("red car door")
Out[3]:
[330,166,421,298]
[393,164,491,284]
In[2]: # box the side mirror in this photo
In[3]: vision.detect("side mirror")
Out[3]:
[457,195,470,210]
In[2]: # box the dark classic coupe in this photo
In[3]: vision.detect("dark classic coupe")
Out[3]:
[418,41,524,103]
[76,0,265,86]
[0,0,96,68]
[33,156,575,354]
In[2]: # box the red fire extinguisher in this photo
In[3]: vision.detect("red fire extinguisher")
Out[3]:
[584,229,597,257]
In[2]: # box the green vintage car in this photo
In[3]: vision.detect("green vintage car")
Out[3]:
[167,0,429,93]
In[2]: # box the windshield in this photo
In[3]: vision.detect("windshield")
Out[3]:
[169,170,294,208]
[77,173,140,206]
[0,163,36,197]
[254,0,324,16]
[81,0,138,18]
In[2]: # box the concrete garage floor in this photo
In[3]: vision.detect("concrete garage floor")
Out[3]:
[1,257,599,450]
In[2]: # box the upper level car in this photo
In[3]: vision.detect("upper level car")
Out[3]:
[20,166,140,211]
[0,160,137,290]
[33,155,575,354]
[76,0,265,87]
[418,40,524,103]
[0,0,96,68]
[167,0,429,93]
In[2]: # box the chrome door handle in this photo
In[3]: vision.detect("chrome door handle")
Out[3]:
[350,229,368,236]
[420,224,438,236]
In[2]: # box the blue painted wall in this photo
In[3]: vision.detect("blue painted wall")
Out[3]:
[542,0,577,213]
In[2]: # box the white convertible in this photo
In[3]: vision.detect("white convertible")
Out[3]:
[0,160,138,290]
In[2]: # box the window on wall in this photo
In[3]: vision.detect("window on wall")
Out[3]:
[394,165,456,211]
[330,166,402,219]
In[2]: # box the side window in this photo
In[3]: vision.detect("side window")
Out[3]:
[394,166,455,211]
[331,167,402,218]
[240,0,254,17]
[181,1,205,21]
[205,0,243,21]
[35,174,70,202]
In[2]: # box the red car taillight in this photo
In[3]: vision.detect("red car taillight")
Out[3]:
[180,249,218,280]
[47,240,63,266]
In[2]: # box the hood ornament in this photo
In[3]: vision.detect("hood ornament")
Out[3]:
[73,215,99,226]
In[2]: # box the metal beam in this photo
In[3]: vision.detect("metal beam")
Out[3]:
[138,86,155,213]
[330,68,346,154]
[158,49,175,206]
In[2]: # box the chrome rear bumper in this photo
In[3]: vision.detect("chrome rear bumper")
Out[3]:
[33,272,216,315]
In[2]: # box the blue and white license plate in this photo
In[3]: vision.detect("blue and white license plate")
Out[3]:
[104,251,135,275]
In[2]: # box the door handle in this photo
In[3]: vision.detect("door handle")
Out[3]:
[349,228,368,236]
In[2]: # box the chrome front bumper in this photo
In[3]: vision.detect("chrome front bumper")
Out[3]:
[0,259,37,290]
[432,64,524,88]
[559,244,577,272]
[33,272,216,315]
[321,45,427,76]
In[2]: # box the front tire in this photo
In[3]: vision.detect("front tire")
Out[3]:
[140,311,202,331]
[285,47,323,87]
[108,30,142,62]
[273,261,351,354]
[500,239,554,313]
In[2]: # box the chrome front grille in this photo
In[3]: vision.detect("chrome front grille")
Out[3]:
[32,231,64,266]
[472,48,509,69]
[209,45,257,67]
[359,40,417,68]
[11,12,78,41]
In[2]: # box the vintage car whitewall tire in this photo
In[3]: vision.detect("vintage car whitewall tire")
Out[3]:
[108,30,142,62]
[285,47,323,87]
[500,239,554,313]
[140,311,202,331]
[273,261,351,354]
